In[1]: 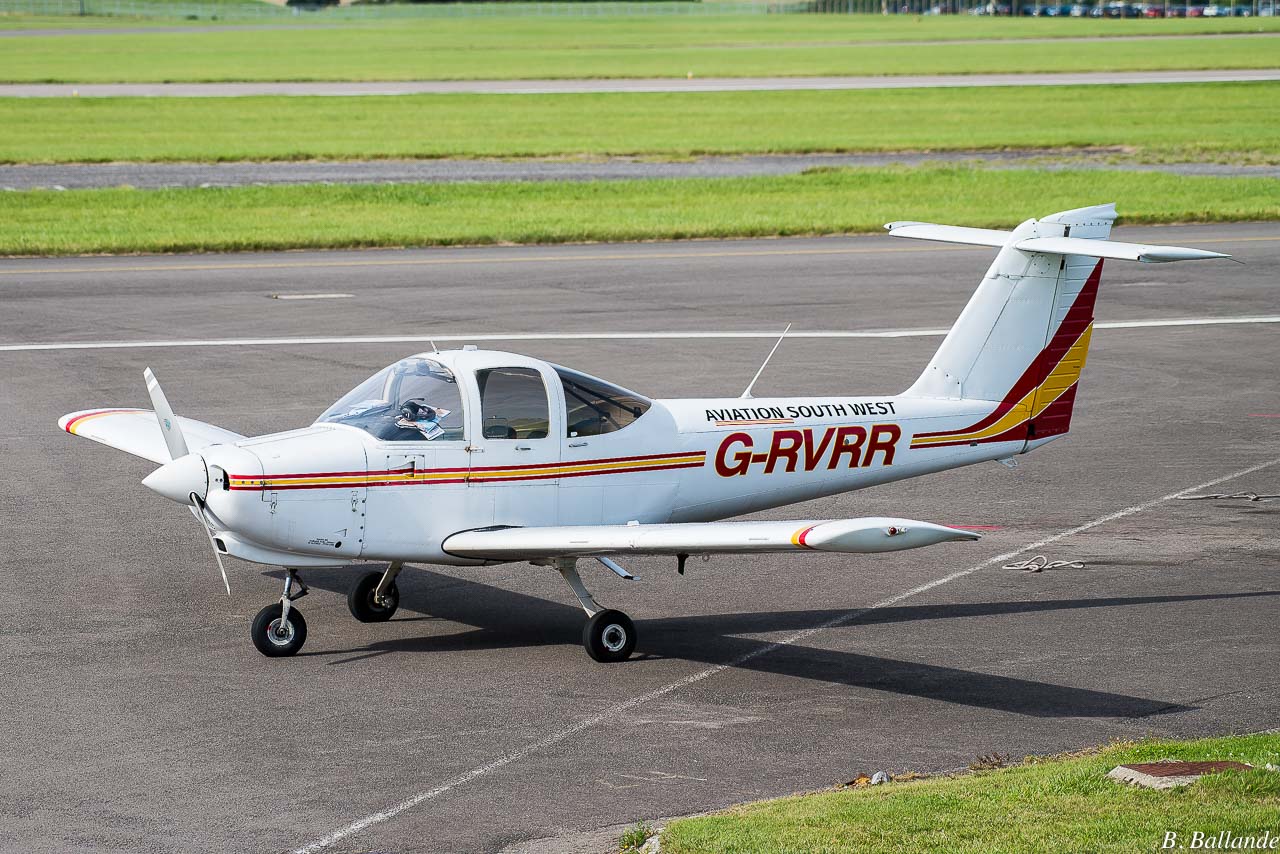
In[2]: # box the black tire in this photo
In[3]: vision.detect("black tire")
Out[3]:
[582,609,636,663]
[251,602,308,658]
[348,570,400,623]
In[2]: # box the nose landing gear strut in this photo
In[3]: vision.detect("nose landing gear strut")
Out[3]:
[251,568,309,657]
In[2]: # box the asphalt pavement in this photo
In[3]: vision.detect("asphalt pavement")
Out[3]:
[5,68,1278,97]
[4,151,1278,190]
[1,223,1277,853]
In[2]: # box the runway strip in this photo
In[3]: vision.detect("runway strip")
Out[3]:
[4,233,1275,276]
[292,452,1280,854]
[1,315,1276,353]
[5,69,1278,97]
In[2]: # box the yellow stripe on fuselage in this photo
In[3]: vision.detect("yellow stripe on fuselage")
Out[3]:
[231,452,705,489]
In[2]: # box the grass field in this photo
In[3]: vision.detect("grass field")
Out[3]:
[660,733,1280,854]
[5,82,1275,164]
[1,16,1277,81]
[3,167,1276,255]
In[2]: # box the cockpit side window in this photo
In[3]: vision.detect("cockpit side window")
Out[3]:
[476,367,551,440]
[554,366,651,437]
[316,357,465,442]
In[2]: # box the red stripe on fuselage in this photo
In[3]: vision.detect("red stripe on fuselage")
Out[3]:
[228,449,706,482]
[227,454,707,490]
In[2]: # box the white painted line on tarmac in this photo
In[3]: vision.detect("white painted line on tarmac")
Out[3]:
[1,315,1277,353]
[291,453,1280,854]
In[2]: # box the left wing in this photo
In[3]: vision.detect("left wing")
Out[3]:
[443,517,979,561]
[59,408,245,465]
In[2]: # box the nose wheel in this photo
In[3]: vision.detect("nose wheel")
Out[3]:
[251,568,309,658]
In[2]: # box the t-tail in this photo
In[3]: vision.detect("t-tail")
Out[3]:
[889,203,1231,452]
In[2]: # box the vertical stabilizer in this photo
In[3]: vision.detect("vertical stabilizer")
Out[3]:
[901,204,1115,448]
[905,204,1114,405]
[887,204,1229,450]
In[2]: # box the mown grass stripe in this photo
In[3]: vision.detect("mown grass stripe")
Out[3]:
[1,167,1275,257]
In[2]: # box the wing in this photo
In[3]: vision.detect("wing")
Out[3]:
[58,408,245,464]
[443,517,979,561]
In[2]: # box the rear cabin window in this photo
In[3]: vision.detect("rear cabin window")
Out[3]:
[555,366,651,437]
[476,367,551,440]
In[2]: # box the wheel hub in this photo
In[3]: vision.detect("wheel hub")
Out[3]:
[602,624,627,653]
[268,618,295,645]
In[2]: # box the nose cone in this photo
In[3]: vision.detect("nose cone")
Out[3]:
[142,452,208,505]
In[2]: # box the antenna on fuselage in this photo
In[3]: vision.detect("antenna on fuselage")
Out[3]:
[429,339,440,354]
[740,323,791,400]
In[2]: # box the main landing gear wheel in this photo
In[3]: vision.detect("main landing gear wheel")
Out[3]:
[251,602,308,657]
[348,568,400,623]
[583,609,636,663]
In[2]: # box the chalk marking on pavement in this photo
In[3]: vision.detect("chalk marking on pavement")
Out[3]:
[1,315,1276,353]
[291,453,1280,854]
[270,292,353,300]
[1,234,1274,277]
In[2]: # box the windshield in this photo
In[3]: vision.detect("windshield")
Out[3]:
[316,357,465,441]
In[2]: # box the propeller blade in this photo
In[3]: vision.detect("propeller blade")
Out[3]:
[191,495,231,597]
[143,367,189,462]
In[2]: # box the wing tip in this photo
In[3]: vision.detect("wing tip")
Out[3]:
[58,407,147,436]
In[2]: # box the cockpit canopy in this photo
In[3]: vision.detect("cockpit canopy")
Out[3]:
[316,356,466,441]
[316,354,651,442]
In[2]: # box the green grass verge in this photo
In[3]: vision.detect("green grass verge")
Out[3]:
[3,167,1276,256]
[1,16,1278,81]
[0,14,276,29]
[661,733,1280,854]
[5,82,1277,164]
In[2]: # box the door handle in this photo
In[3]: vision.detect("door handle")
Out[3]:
[568,442,588,448]
[515,445,532,451]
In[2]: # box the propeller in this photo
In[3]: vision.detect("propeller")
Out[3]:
[144,367,189,461]
[140,367,231,597]
[192,494,232,597]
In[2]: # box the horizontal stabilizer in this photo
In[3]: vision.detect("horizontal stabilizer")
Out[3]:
[59,408,244,464]
[885,212,1231,264]
[1011,236,1230,264]
[882,222,1011,247]
[443,517,979,561]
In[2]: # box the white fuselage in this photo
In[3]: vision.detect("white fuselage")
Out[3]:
[199,384,1038,569]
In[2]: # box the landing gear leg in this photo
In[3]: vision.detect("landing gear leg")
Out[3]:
[251,568,309,658]
[555,558,636,663]
[348,561,402,623]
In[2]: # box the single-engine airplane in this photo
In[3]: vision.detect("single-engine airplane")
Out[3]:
[59,205,1232,661]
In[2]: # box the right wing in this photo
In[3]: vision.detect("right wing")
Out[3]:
[443,517,979,562]
[59,408,245,464]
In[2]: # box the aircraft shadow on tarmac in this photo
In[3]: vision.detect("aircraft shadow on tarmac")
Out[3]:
[270,567,1280,719]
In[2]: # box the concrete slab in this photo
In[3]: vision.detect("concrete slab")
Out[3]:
[1,224,1277,853]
